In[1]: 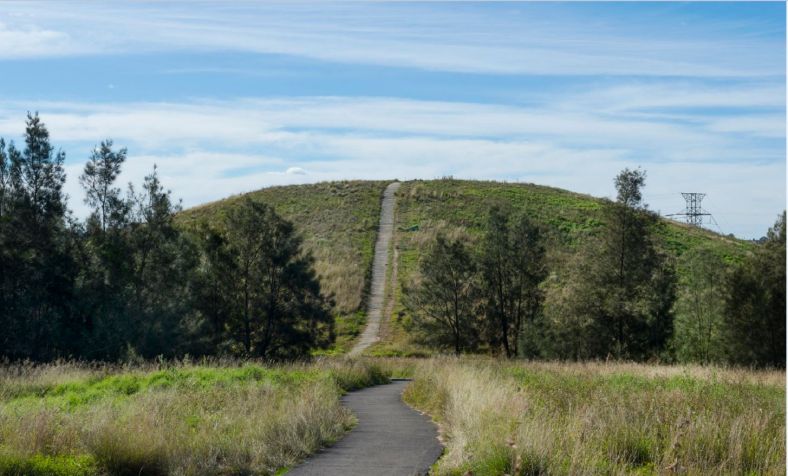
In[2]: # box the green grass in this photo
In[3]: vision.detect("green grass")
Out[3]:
[2,365,323,409]
[394,179,750,281]
[0,359,390,476]
[0,454,98,476]
[178,180,389,315]
[2,358,782,475]
[176,179,754,355]
[403,358,785,475]
[177,180,389,353]
[384,179,754,352]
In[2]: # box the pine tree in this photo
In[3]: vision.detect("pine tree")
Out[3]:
[405,232,480,355]
[672,247,726,363]
[723,212,785,367]
[0,113,76,360]
[480,208,547,358]
[77,141,133,359]
[224,199,332,358]
[552,168,676,360]
[80,140,128,232]
[193,224,236,352]
[125,166,199,357]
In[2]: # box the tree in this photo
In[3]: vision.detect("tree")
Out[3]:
[0,139,19,357]
[80,140,128,232]
[1,114,342,362]
[19,113,67,225]
[0,113,77,360]
[550,168,676,360]
[601,169,675,358]
[672,247,726,363]
[76,141,135,359]
[615,167,646,208]
[480,208,547,358]
[405,232,480,355]
[125,167,199,357]
[193,223,237,352]
[224,199,333,358]
[542,250,597,360]
[723,212,785,367]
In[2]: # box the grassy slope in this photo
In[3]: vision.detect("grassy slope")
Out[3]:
[177,181,389,352]
[371,179,753,354]
[394,179,751,281]
[0,360,390,476]
[177,178,752,355]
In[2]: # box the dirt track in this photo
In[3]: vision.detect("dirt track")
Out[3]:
[350,181,400,356]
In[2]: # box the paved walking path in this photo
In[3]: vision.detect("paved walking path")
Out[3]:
[287,183,442,475]
[287,380,442,476]
[350,181,400,356]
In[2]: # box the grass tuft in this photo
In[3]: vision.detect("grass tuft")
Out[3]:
[403,358,785,475]
[0,359,393,475]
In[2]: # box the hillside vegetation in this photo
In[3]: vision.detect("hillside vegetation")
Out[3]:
[176,178,754,357]
[178,181,388,352]
[381,179,753,355]
[178,181,388,314]
[393,179,750,263]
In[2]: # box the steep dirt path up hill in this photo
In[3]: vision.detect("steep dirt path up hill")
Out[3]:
[350,181,400,356]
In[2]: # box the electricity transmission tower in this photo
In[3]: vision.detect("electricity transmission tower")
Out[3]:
[666,192,721,231]
[680,192,709,226]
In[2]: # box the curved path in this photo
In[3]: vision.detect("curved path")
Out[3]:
[287,380,442,476]
[350,181,401,356]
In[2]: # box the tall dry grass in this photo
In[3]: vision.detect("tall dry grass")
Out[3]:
[403,358,785,475]
[0,358,389,475]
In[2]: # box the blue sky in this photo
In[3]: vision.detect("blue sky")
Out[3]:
[0,1,784,238]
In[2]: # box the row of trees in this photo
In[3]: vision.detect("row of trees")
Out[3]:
[1,114,782,366]
[404,207,547,357]
[672,212,785,367]
[407,169,785,367]
[0,114,333,361]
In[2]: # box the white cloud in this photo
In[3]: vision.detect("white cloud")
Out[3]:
[286,167,307,175]
[2,88,780,159]
[706,115,786,139]
[0,89,782,239]
[0,21,85,58]
[563,82,785,113]
[0,3,782,77]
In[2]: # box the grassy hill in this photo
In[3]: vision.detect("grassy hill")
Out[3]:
[374,179,753,355]
[393,179,750,265]
[177,181,389,352]
[177,179,754,354]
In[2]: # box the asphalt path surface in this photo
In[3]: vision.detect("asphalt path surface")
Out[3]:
[287,380,442,475]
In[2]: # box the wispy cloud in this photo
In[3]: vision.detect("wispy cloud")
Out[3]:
[1,83,781,158]
[0,21,85,58]
[0,2,782,238]
[0,86,782,238]
[0,2,783,77]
